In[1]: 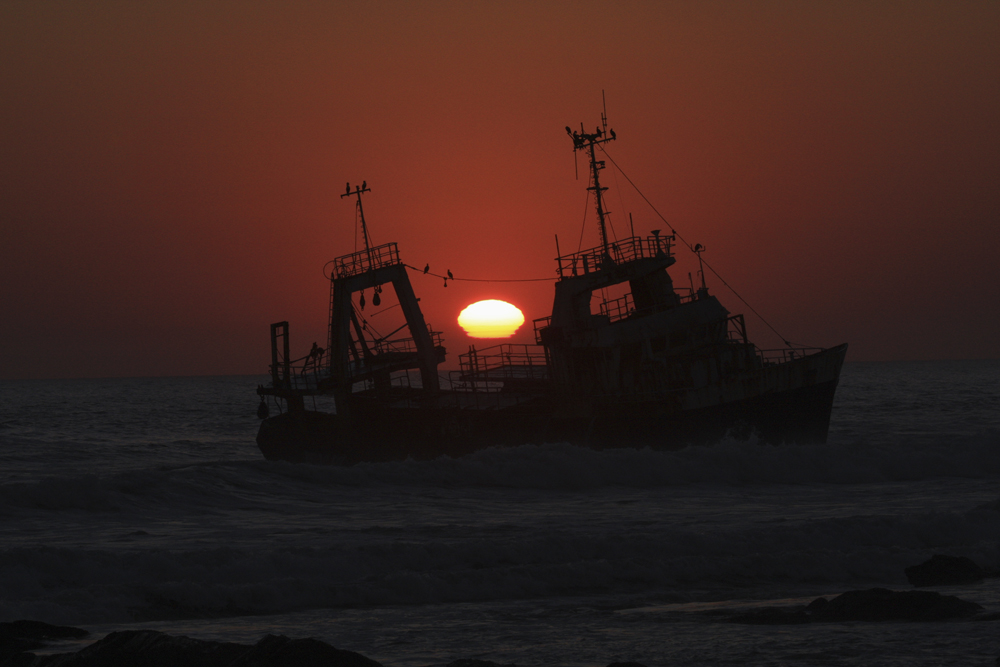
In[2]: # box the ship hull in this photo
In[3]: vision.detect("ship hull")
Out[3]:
[257,345,847,465]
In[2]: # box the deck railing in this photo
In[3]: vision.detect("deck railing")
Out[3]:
[269,350,331,392]
[556,234,673,277]
[372,331,444,356]
[347,369,546,410]
[331,242,400,278]
[599,293,635,322]
[533,289,716,343]
[458,343,548,382]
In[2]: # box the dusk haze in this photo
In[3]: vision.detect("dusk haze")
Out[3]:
[2,2,998,381]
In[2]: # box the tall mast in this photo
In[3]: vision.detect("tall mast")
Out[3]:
[341,181,373,267]
[567,112,616,259]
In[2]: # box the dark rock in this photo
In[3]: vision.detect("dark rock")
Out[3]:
[0,629,386,667]
[905,554,985,587]
[718,588,988,627]
[0,623,88,643]
[446,661,516,667]
[606,663,648,667]
[232,634,382,667]
[5,653,45,667]
[805,597,828,612]
[0,621,88,664]
[811,588,983,622]
[33,630,249,667]
[1,638,44,661]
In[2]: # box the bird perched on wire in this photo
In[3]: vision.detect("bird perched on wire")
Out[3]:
[423,264,430,274]
[447,270,454,280]
[361,180,366,190]
[345,182,350,195]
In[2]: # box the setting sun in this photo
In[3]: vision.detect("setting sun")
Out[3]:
[458,300,525,339]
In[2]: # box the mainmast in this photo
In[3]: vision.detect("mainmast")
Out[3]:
[566,111,616,259]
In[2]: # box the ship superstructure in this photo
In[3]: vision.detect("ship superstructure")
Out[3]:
[255,116,846,464]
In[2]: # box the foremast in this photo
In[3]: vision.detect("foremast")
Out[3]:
[258,182,445,422]
[328,183,442,416]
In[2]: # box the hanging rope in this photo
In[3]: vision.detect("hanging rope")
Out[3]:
[598,144,795,348]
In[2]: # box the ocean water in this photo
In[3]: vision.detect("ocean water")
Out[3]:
[1,360,998,666]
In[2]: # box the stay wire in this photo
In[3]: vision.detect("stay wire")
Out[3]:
[611,162,630,237]
[577,189,589,252]
[352,302,385,341]
[598,144,794,348]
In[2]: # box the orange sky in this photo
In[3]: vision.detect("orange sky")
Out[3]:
[1,1,998,379]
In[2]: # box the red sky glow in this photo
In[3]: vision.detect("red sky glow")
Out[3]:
[1,2,998,379]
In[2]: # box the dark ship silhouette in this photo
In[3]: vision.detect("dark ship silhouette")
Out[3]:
[255,116,847,464]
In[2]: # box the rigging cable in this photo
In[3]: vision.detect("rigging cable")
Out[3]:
[611,160,632,238]
[352,302,382,340]
[576,189,590,252]
[367,302,402,318]
[598,144,794,348]
[403,264,555,282]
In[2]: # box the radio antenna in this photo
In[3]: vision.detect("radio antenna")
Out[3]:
[601,90,608,134]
